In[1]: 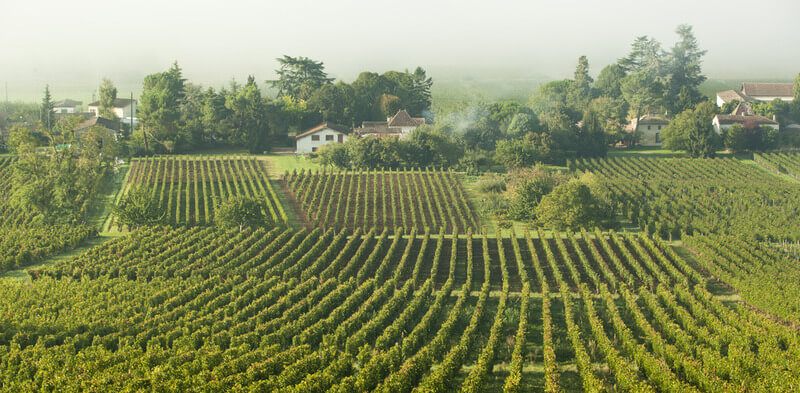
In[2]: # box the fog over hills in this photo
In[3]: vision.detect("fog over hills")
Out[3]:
[2,0,798,102]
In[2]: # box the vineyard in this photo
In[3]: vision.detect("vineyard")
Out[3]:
[114,156,287,228]
[754,151,800,180]
[284,169,479,233]
[572,156,800,241]
[1,226,798,391]
[0,157,96,273]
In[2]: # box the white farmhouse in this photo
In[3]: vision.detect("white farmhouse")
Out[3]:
[295,122,350,154]
[87,98,137,123]
[712,114,779,134]
[625,115,670,146]
[53,99,82,114]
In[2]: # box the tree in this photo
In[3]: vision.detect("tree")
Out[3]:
[307,82,357,125]
[577,107,609,158]
[595,64,627,98]
[139,62,186,152]
[506,166,569,221]
[618,36,666,76]
[226,76,270,153]
[535,178,613,230]
[725,123,778,153]
[621,72,663,133]
[113,186,165,229]
[664,25,707,114]
[662,101,719,157]
[215,196,267,230]
[98,78,118,118]
[316,142,351,168]
[506,113,538,137]
[269,56,333,101]
[40,85,54,131]
[568,56,593,111]
[495,133,558,169]
[793,73,800,121]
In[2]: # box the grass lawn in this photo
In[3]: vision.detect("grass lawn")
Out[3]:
[262,154,321,179]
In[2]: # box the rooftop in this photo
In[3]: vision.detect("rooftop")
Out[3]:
[740,82,793,98]
[295,122,350,139]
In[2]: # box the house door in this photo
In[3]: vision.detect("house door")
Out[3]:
[338,134,344,143]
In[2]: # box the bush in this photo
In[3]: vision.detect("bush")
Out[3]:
[215,195,268,230]
[476,174,506,193]
[535,178,614,230]
[506,167,571,221]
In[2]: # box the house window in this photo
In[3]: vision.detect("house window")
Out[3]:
[325,134,334,141]
[647,125,651,130]
[311,135,320,141]
[655,132,660,143]
[658,125,662,130]
[338,134,344,143]
[312,147,318,152]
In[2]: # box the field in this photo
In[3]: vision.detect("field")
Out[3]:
[113,156,287,229]
[3,152,800,391]
[573,156,800,241]
[754,151,800,180]
[284,169,479,233]
[0,225,796,391]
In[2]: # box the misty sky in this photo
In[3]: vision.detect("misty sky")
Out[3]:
[1,0,799,101]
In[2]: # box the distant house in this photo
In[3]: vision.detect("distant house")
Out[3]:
[354,110,426,138]
[87,98,137,123]
[74,116,121,145]
[295,122,350,154]
[712,114,779,134]
[716,82,794,106]
[625,115,670,146]
[53,99,82,114]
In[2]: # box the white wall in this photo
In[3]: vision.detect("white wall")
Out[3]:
[296,128,349,154]
[713,117,780,134]
[87,103,135,119]
[53,107,77,114]
[751,96,793,102]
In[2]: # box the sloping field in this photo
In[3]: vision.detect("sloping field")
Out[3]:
[2,226,798,391]
[284,169,479,233]
[113,156,287,229]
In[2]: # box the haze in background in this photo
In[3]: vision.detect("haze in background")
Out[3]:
[1,0,798,102]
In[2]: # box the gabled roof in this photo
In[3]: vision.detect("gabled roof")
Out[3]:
[731,102,754,116]
[636,115,670,125]
[54,99,81,107]
[714,114,778,126]
[741,82,793,98]
[76,116,120,132]
[387,110,425,127]
[87,98,136,108]
[716,89,752,103]
[295,122,350,139]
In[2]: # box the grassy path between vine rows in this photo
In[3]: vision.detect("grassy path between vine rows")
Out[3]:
[0,234,123,284]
